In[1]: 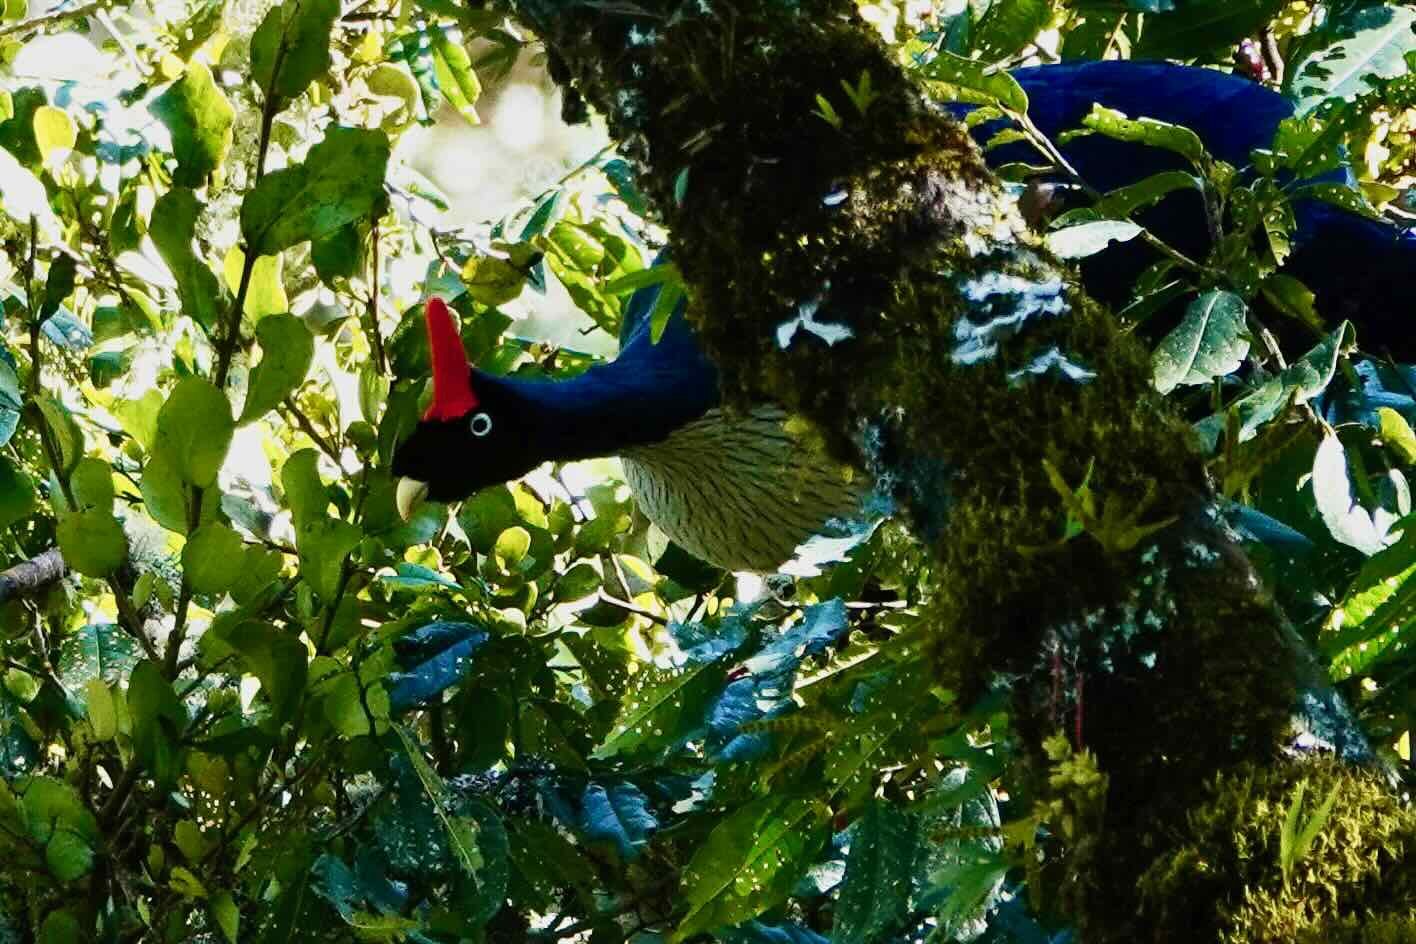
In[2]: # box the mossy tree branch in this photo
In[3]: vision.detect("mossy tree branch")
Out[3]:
[508,0,1416,939]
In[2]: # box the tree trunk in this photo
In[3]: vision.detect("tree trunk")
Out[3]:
[509,1,1416,938]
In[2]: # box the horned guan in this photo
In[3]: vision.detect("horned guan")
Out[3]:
[392,61,1416,572]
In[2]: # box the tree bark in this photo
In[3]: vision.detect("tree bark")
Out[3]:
[0,548,66,603]
[508,1,1416,939]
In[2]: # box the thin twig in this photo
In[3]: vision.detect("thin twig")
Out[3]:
[367,220,388,375]
[0,0,111,38]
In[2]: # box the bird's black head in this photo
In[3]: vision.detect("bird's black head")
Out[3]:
[391,376,545,508]
[390,298,544,518]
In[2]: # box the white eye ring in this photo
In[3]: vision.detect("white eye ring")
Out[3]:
[469,412,493,437]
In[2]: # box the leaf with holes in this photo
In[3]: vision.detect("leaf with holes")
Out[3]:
[674,795,830,942]
[1153,291,1250,394]
[240,126,390,255]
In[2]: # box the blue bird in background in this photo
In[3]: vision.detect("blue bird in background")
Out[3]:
[393,60,1415,572]
[965,61,1415,352]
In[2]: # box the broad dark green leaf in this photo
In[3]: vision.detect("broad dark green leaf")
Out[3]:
[57,624,139,688]
[205,618,308,723]
[183,522,247,594]
[156,377,234,487]
[56,509,127,577]
[240,126,391,255]
[430,27,481,125]
[1135,0,1286,59]
[1096,170,1200,218]
[0,457,36,530]
[127,660,187,790]
[1153,290,1250,393]
[833,803,919,943]
[674,795,830,941]
[149,62,234,186]
[974,0,1050,60]
[150,188,226,331]
[250,0,339,103]
[591,659,726,760]
[1291,6,1416,113]
[918,51,1029,113]
[21,776,98,881]
[1079,105,1206,165]
[239,314,314,424]
[35,396,83,475]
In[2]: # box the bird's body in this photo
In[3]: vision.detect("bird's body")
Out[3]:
[622,406,866,572]
[393,61,1415,572]
[965,62,1415,349]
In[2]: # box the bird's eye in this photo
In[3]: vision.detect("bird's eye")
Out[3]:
[469,412,493,437]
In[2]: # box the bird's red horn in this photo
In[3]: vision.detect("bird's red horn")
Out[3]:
[423,297,479,420]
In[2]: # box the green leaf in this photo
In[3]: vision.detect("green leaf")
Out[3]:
[39,911,81,944]
[1096,170,1200,218]
[240,125,390,255]
[1193,323,1349,451]
[1379,408,1416,465]
[56,624,139,688]
[919,52,1029,113]
[1291,6,1416,113]
[508,817,597,910]
[674,795,830,941]
[393,722,483,875]
[494,526,531,568]
[150,188,226,331]
[211,890,240,943]
[974,0,1050,60]
[128,660,186,789]
[649,281,685,344]
[57,510,127,577]
[0,457,36,529]
[31,105,74,163]
[1135,0,1286,59]
[238,313,313,423]
[113,389,163,454]
[250,0,339,103]
[35,396,83,475]
[149,62,235,186]
[21,777,97,882]
[70,456,114,512]
[223,246,288,320]
[182,522,247,594]
[1153,291,1250,394]
[141,449,216,534]
[592,659,726,760]
[1045,220,1142,259]
[554,562,600,603]
[311,221,361,284]
[461,255,526,305]
[280,448,326,526]
[297,517,361,601]
[1295,181,1388,223]
[1080,105,1207,166]
[156,377,234,487]
[206,618,307,723]
[84,678,116,741]
[833,803,919,943]
[41,252,75,319]
[430,27,482,125]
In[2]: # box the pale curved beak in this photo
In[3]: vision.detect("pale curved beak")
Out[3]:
[396,478,430,521]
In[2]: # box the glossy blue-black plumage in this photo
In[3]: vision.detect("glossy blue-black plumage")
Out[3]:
[586,61,1412,428]
[957,61,1415,337]
[406,61,1413,491]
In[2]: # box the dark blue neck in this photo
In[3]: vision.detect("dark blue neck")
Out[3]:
[473,327,721,463]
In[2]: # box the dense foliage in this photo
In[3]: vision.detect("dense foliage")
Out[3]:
[0,0,1410,940]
